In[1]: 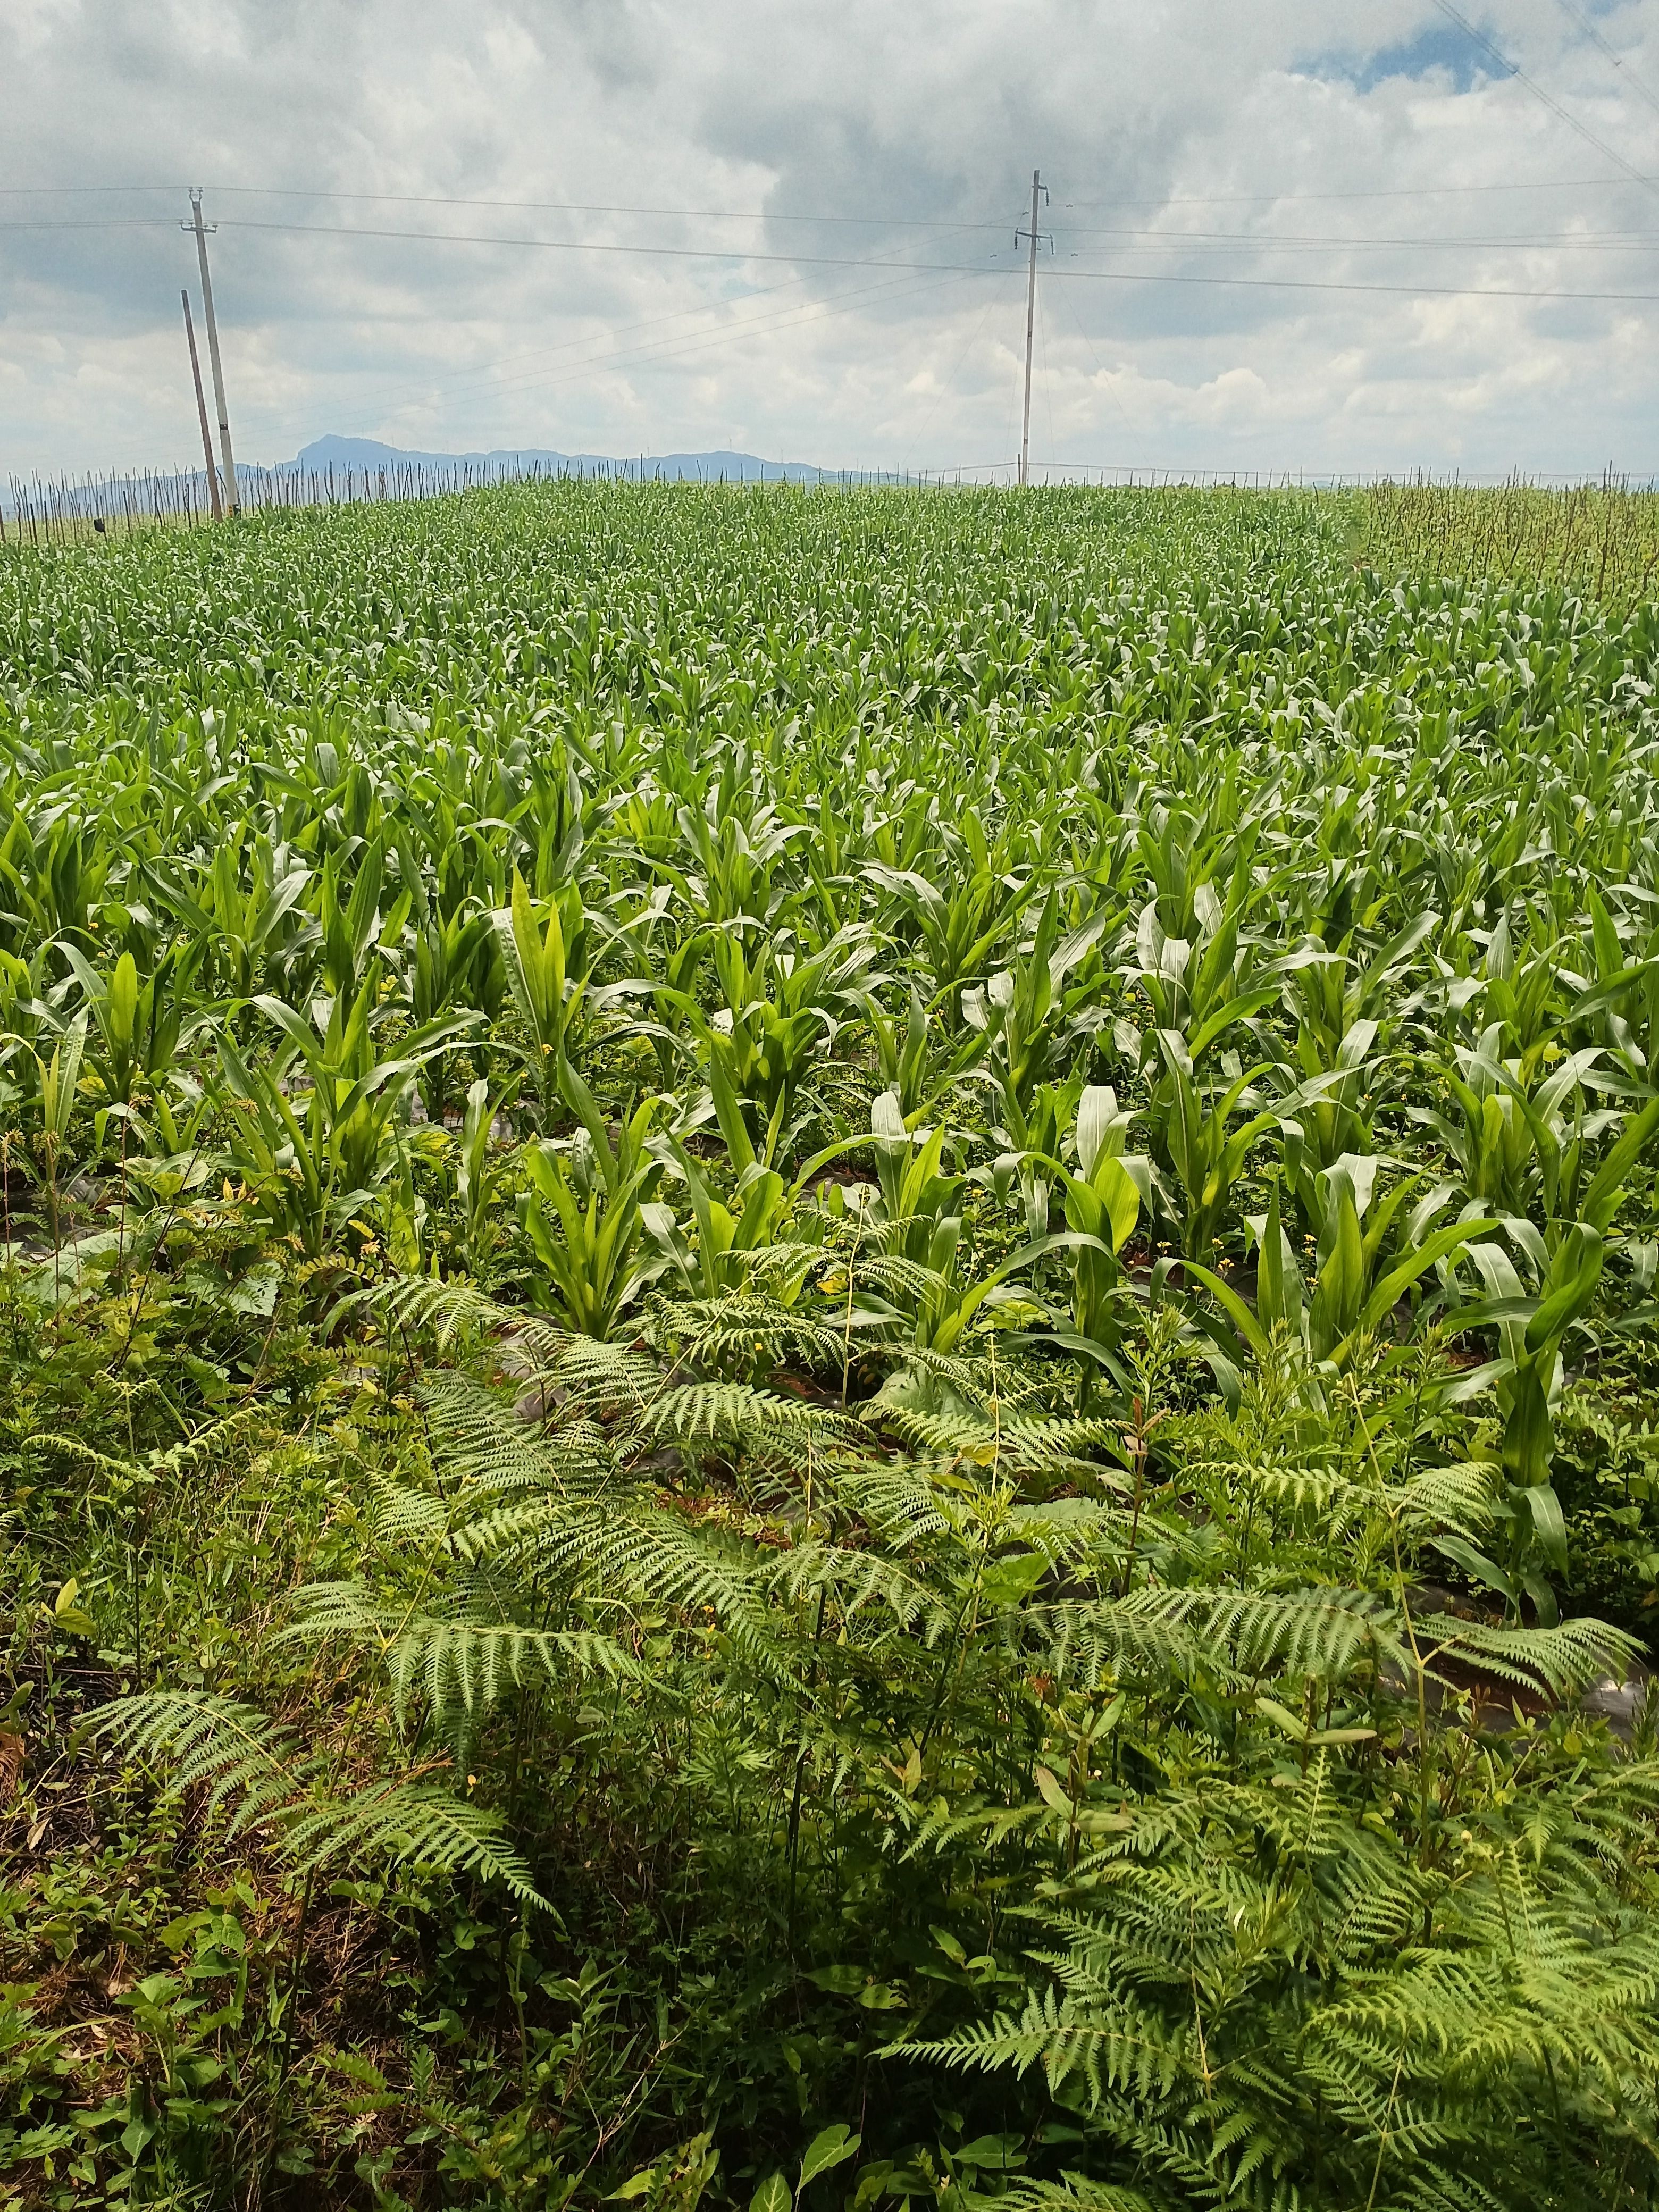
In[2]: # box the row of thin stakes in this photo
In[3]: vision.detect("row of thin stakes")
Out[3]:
[12,460,1642,548]
[1,460,633,545]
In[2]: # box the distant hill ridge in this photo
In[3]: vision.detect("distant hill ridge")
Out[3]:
[276,435,838,483]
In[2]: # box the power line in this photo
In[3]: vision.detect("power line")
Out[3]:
[0,217,178,230]
[279,223,1026,430]
[1061,174,1659,206]
[1427,0,1658,196]
[247,249,1659,447]
[111,211,1659,290]
[18,208,1659,256]
[1552,0,1659,125]
[0,184,185,196]
[1042,262,1659,304]
[15,202,1658,305]
[1048,228,1659,253]
[3,170,1657,221]
[1053,222,1659,248]
[206,216,1659,302]
[211,213,1027,274]
[293,259,1017,441]
[204,183,1009,233]
[8,205,1659,304]
[0,178,1012,231]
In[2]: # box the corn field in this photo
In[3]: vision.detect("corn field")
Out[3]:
[1364,475,1659,605]
[4,480,1659,2209]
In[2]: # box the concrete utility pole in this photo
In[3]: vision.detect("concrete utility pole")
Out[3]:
[1016,169,1049,490]
[184,189,239,516]
[180,289,223,521]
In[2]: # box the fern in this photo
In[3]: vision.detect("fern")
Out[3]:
[286,1583,647,1720]
[314,1253,1659,2204]
[96,1691,549,1910]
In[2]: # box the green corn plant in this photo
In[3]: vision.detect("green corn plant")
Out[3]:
[611,780,681,865]
[1411,1029,1615,1226]
[1032,1084,1147,1399]
[865,1087,966,1271]
[410,902,497,1031]
[522,747,593,893]
[518,1059,665,1336]
[659,793,802,939]
[624,909,710,1088]
[834,1092,1044,1362]
[63,942,206,1112]
[668,927,874,1169]
[410,902,499,1117]
[806,1091,968,1359]
[446,1075,520,1286]
[961,891,1108,1146]
[1147,1029,1279,1261]
[861,982,982,1121]
[1460,1226,1604,1622]
[1452,1093,1659,1616]
[0,944,60,1074]
[156,837,313,1033]
[862,840,1032,1021]
[1118,893,1279,1071]
[1187,1164,1496,1400]
[1455,906,1569,1079]
[0,805,116,951]
[1565,883,1659,1087]
[1135,797,1250,944]
[496,868,590,1127]
[23,1008,87,1270]
[1275,1025,1382,1216]
[642,1138,817,1303]
[213,1046,358,1261]
[216,984,457,1259]
[1266,910,1436,1206]
[1275,904,1437,1071]
[314,839,408,1005]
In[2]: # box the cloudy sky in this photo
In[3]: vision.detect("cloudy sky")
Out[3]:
[4,0,1659,480]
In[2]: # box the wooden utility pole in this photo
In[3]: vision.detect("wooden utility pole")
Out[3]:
[1017,169,1049,489]
[184,189,239,516]
[181,289,223,521]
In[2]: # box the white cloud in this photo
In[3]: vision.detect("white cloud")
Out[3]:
[2,0,1659,476]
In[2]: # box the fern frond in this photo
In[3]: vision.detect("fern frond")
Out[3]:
[422,1373,615,1498]
[1001,2180,1164,2212]
[96,1690,550,1911]
[284,1583,648,1718]
[640,1380,862,1450]
[763,1538,937,1629]
[280,1776,549,1910]
[650,1291,847,1371]
[1426,1613,1641,1697]
[95,1690,311,1838]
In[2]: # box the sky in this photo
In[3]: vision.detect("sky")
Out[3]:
[4,0,1659,481]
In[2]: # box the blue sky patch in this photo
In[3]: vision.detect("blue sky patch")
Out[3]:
[1300,21,1498,96]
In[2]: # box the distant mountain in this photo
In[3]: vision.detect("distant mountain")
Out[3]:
[279,435,841,483]
[1,436,881,526]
